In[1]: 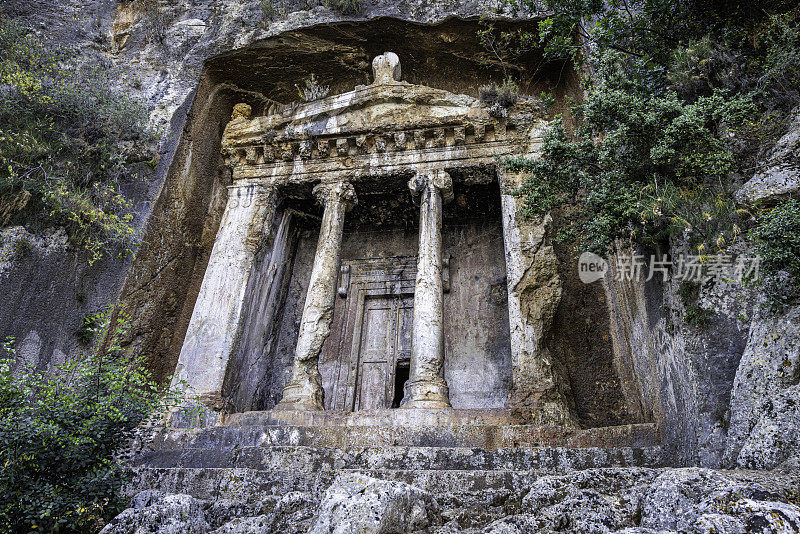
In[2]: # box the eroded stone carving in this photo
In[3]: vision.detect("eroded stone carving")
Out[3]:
[276,181,357,411]
[172,184,278,409]
[402,170,453,409]
[499,169,579,427]
[190,54,571,425]
[372,52,401,84]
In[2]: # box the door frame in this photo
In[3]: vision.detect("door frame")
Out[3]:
[329,256,417,412]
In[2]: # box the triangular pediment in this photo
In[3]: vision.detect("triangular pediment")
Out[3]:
[221,54,546,182]
[224,81,496,145]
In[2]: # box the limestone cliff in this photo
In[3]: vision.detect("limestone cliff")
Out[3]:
[0,1,799,532]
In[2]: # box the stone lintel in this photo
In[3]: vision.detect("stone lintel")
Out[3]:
[229,140,529,184]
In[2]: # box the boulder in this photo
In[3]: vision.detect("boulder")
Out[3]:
[307,473,439,534]
[100,492,210,534]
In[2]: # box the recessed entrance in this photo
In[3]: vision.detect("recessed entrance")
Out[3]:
[352,292,413,411]
[392,361,410,408]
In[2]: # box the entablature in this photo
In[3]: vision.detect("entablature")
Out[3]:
[221,53,547,186]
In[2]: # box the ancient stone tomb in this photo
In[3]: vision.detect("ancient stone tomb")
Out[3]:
[170,53,620,432]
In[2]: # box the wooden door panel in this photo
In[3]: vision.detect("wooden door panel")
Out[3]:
[331,257,417,412]
[397,297,413,362]
[357,361,389,410]
[361,299,393,357]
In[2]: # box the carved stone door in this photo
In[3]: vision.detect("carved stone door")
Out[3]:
[320,257,416,411]
[353,295,413,410]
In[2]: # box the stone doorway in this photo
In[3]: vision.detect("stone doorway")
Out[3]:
[322,256,416,412]
[352,293,413,410]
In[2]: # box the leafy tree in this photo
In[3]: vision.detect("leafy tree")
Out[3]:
[490,0,799,261]
[0,312,182,532]
[0,16,153,264]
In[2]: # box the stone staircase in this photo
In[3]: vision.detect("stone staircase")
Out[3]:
[128,408,667,518]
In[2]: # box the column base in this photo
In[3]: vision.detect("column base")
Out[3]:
[275,379,324,411]
[400,378,451,409]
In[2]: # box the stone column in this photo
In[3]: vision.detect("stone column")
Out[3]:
[498,168,578,427]
[276,181,357,411]
[172,183,277,410]
[401,170,453,409]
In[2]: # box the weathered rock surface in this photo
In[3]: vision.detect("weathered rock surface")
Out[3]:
[737,106,800,205]
[307,473,439,533]
[100,492,211,534]
[105,469,800,534]
[604,237,800,470]
[725,305,800,469]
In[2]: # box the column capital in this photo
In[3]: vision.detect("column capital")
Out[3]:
[408,170,453,204]
[313,181,357,212]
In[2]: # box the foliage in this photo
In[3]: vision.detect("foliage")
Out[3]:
[677,281,713,327]
[0,16,151,264]
[260,0,286,22]
[296,73,330,102]
[750,200,800,278]
[492,0,799,260]
[316,0,363,15]
[76,312,102,345]
[477,21,538,78]
[750,200,800,310]
[480,78,520,118]
[0,311,181,533]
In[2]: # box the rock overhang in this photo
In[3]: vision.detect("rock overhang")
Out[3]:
[202,15,567,106]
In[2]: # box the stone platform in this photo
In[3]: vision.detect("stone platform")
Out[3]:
[120,409,683,531]
[131,408,666,500]
[165,408,660,450]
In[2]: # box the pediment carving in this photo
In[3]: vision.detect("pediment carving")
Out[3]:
[222,54,546,182]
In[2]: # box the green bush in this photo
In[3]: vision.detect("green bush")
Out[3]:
[0,16,152,264]
[492,1,799,257]
[315,0,363,15]
[751,200,800,279]
[0,312,180,532]
[480,78,520,118]
[750,199,800,310]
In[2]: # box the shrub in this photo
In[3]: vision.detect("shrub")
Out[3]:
[296,73,330,102]
[260,0,286,22]
[750,199,800,279]
[315,0,363,15]
[480,78,520,118]
[0,16,151,264]
[750,199,800,310]
[0,311,181,532]
[491,1,798,258]
[677,281,713,327]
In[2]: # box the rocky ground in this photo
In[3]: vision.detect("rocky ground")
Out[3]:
[101,467,800,533]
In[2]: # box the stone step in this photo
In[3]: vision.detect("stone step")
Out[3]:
[129,464,665,505]
[134,444,666,473]
[220,408,517,428]
[150,422,660,450]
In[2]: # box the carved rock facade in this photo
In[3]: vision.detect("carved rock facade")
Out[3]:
[173,52,583,427]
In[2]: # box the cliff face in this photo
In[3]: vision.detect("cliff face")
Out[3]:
[0,0,534,380]
[604,106,800,470]
[1,0,798,479]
